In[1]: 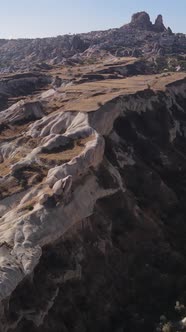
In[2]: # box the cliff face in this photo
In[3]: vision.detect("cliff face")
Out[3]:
[130,12,166,32]
[0,73,51,111]
[0,72,186,331]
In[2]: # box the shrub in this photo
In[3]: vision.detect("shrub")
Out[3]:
[27,205,34,211]
[20,179,26,187]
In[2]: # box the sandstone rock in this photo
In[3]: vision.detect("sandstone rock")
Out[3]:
[62,175,72,194]
[0,100,44,125]
[41,135,71,153]
[39,193,50,205]
[52,175,72,196]
[52,76,62,88]
[130,11,152,30]
[0,75,185,332]
[53,179,64,196]
[154,14,166,32]
[0,73,51,110]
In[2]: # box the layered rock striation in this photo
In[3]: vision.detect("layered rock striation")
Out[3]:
[0,71,186,331]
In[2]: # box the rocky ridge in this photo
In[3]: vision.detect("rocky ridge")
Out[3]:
[0,66,186,331]
[0,12,185,73]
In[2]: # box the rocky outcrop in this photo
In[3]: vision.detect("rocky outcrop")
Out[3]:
[52,76,62,88]
[130,11,153,30]
[0,100,44,124]
[154,14,166,32]
[0,73,51,111]
[71,35,88,52]
[0,75,186,331]
[0,12,184,73]
[129,12,166,33]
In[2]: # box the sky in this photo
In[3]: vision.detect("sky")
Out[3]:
[0,0,186,39]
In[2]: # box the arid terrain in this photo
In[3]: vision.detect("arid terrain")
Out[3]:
[0,11,185,73]
[0,11,186,332]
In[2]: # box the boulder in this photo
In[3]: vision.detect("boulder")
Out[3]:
[39,193,50,205]
[53,179,64,196]
[62,175,73,195]
[52,76,62,88]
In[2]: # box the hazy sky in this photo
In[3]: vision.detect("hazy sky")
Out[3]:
[1,0,186,39]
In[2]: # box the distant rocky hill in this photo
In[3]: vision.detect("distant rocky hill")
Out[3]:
[0,11,185,73]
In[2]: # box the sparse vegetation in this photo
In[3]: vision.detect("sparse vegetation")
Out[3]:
[20,178,27,187]
[27,205,34,211]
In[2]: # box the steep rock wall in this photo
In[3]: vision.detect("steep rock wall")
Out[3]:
[0,79,186,331]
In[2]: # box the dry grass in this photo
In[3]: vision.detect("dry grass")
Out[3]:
[17,197,37,212]
[36,59,186,116]
[39,135,94,165]
[0,178,23,199]
[0,123,29,140]
[49,57,138,80]
[59,72,186,112]
[0,151,29,177]
[0,159,48,201]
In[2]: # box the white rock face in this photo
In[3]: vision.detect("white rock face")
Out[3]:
[52,176,73,196]
[47,133,104,186]
[52,179,64,196]
[0,95,108,300]
[62,175,72,194]
[0,100,44,124]
[0,79,186,304]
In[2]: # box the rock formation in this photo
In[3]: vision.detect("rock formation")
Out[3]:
[0,64,185,331]
[0,11,185,332]
[0,72,51,111]
[154,14,166,32]
[130,11,153,30]
[129,11,167,33]
[0,12,184,73]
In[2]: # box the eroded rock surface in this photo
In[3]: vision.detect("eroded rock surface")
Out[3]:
[0,67,185,331]
[0,12,185,73]
[130,11,153,30]
[0,73,51,111]
[154,14,166,32]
